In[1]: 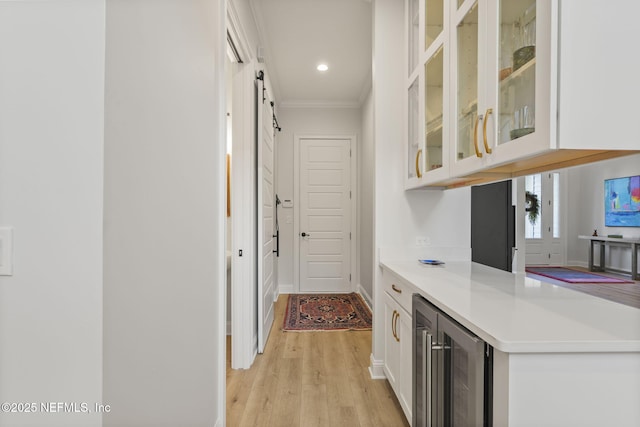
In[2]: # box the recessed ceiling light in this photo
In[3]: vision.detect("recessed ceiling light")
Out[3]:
[317,63,329,72]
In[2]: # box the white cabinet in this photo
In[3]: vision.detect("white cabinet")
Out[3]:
[407,0,640,189]
[382,269,413,423]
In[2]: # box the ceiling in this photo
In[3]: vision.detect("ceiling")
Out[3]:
[250,0,372,108]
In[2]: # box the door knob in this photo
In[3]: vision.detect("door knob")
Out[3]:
[301,232,311,237]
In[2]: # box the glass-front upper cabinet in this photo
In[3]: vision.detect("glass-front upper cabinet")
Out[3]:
[450,0,552,176]
[406,0,448,189]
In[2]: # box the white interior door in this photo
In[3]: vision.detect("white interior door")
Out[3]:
[299,138,352,293]
[256,75,275,353]
[525,172,564,266]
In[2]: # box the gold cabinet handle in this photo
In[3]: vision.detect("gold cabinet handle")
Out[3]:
[473,114,482,158]
[415,149,423,178]
[391,310,397,340]
[393,311,400,342]
[391,284,402,294]
[483,108,493,154]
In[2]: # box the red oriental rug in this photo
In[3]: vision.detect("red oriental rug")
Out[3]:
[283,293,372,331]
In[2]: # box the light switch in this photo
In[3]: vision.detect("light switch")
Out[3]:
[0,227,13,276]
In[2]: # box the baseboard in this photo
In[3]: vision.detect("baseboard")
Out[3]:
[226,321,231,336]
[356,283,372,309]
[369,353,386,380]
[279,283,294,294]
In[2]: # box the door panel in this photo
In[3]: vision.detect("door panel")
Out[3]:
[299,138,351,293]
[257,76,275,353]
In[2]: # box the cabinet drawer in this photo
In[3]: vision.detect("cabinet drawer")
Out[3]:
[382,268,415,313]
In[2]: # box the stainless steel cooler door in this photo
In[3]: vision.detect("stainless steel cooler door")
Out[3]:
[438,314,485,427]
[413,295,438,427]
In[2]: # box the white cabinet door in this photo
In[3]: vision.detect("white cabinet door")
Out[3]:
[482,0,554,166]
[383,292,400,392]
[449,0,489,178]
[397,304,413,422]
[405,0,451,189]
[383,289,413,424]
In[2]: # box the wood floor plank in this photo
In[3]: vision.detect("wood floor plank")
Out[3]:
[270,356,303,427]
[300,383,330,427]
[227,294,409,427]
[301,332,325,386]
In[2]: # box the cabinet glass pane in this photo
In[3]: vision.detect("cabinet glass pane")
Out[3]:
[409,0,419,75]
[498,0,536,144]
[425,0,444,51]
[408,78,420,180]
[456,4,478,162]
[425,47,444,171]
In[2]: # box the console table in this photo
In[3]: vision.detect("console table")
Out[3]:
[578,235,640,280]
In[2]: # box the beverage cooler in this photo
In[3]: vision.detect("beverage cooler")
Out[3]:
[413,294,493,427]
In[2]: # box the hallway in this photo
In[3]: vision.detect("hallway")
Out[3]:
[226,295,408,426]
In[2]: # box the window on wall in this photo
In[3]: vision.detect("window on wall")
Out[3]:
[525,174,542,239]
[525,172,560,239]
[552,173,560,238]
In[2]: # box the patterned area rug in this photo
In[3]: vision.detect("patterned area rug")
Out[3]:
[526,266,633,284]
[283,293,372,331]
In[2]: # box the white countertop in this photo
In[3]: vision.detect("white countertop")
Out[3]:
[380,259,640,353]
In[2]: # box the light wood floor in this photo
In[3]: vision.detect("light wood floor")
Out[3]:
[226,295,409,427]
[526,266,640,309]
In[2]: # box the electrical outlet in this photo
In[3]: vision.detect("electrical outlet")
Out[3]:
[415,236,431,247]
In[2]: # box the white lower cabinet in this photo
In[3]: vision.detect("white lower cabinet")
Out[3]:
[382,271,413,424]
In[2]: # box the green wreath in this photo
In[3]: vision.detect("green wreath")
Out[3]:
[525,191,540,225]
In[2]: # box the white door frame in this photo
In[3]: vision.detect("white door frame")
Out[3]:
[228,2,257,370]
[293,134,358,293]
[523,172,567,266]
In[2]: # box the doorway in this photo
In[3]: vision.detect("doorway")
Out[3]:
[525,172,565,266]
[294,136,356,293]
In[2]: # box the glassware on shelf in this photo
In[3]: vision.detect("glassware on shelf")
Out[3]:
[513,3,536,71]
[511,105,535,140]
[498,0,537,144]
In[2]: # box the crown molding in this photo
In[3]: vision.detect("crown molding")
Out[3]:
[278,99,363,109]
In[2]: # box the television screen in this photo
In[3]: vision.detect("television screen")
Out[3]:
[604,175,640,227]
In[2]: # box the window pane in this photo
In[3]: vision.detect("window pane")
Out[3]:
[525,174,541,239]
[553,173,560,238]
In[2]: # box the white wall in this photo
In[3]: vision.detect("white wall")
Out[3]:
[360,90,375,303]
[371,0,471,370]
[0,1,104,426]
[566,154,640,273]
[276,107,363,292]
[103,0,225,425]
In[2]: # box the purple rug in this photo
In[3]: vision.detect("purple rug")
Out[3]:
[526,266,633,284]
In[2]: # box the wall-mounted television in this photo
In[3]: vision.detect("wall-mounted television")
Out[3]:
[604,174,640,227]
